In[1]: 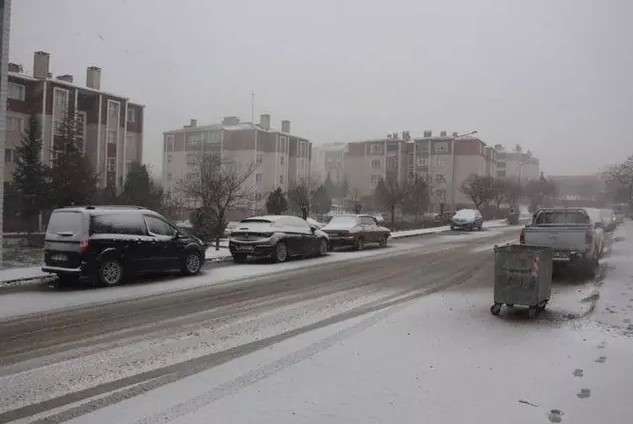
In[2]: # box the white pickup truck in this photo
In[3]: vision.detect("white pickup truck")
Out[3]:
[520,208,605,276]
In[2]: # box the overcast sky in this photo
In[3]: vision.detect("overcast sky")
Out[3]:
[9,0,633,176]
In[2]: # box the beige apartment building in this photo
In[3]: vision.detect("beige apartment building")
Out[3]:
[344,131,497,210]
[4,51,144,192]
[163,114,311,215]
[310,142,346,185]
[494,147,540,182]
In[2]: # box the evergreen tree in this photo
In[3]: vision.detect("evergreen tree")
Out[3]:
[266,187,288,214]
[374,176,408,226]
[13,118,49,231]
[323,174,336,198]
[119,162,163,210]
[311,184,332,215]
[48,113,98,208]
[402,176,429,223]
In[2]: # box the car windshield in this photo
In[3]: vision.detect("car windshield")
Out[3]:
[535,211,590,224]
[327,216,358,226]
[455,210,476,219]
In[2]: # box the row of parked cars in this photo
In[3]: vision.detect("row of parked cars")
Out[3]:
[42,206,391,287]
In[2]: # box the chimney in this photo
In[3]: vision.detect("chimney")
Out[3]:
[423,130,432,137]
[440,130,447,137]
[281,120,291,133]
[8,62,23,73]
[402,131,411,141]
[33,51,50,79]
[452,132,458,137]
[86,66,101,90]
[187,119,197,128]
[222,116,240,126]
[259,114,271,130]
[56,74,73,83]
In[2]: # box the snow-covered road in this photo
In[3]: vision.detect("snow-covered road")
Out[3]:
[3,222,631,423]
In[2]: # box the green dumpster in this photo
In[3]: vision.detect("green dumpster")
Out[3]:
[491,244,553,318]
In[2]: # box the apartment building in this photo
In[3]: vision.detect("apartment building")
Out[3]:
[163,114,311,213]
[344,131,496,210]
[494,147,540,182]
[4,51,144,192]
[1,0,12,256]
[311,142,346,185]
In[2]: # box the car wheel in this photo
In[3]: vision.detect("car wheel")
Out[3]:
[355,237,364,251]
[379,236,388,248]
[272,242,288,263]
[98,258,124,286]
[318,238,328,256]
[233,253,247,264]
[182,251,203,275]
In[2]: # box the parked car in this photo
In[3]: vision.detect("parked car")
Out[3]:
[600,208,617,232]
[42,206,206,286]
[229,215,329,263]
[521,207,604,276]
[224,221,240,237]
[321,215,390,250]
[450,209,483,231]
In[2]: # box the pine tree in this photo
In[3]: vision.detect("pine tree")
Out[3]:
[311,184,332,215]
[48,113,98,208]
[119,162,163,210]
[266,187,288,214]
[13,118,49,231]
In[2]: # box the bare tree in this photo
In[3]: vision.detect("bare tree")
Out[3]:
[402,176,429,223]
[180,154,256,249]
[604,155,633,208]
[374,176,408,226]
[460,175,495,210]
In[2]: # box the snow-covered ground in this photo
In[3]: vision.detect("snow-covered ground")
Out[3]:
[64,222,633,424]
[0,226,515,320]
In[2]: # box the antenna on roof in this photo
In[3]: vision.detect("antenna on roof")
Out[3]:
[250,89,255,123]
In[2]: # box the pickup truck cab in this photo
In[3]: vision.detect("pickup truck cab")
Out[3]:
[520,208,604,276]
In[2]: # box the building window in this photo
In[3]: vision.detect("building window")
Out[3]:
[256,173,263,184]
[127,108,136,123]
[434,142,449,153]
[106,100,121,146]
[279,175,284,184]
[187,133,202,151]
[370,175,381,185]
[371,159,381,169]
[435,174,446,184]
[497,170,506,178]
[167,173,173,181]
[280,155,285,166]
[5,149,13,163]
[107,158,116,173]
[8,82,25,101]
[369,143,384,155]
[7,116,22,132]
[186,153,197,166]
[256,192,262,201]
[167,154,173,164]
[165,134,175,152]
[257,153,263,165]
[497,162,506,168]
[53,88,70,135]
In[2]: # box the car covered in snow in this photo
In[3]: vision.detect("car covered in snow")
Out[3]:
[450,209,483,231]
[321,215,390,250]
[229,215,329,263]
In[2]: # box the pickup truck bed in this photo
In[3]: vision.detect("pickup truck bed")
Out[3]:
[523,224,592,262]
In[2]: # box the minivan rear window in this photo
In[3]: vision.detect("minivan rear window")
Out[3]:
[47,211,82,235]
[91,213,147,235]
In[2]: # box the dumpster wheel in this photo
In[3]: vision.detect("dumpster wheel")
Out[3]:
[490,303,502,316]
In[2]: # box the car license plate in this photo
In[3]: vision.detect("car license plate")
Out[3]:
[51,253,68,262]
[238,245,254,252]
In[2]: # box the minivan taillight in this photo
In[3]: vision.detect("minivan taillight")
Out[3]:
[585,229,593,245]
[519,228,526,244]
[80,240,90,255]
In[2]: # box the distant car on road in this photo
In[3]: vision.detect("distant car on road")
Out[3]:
[229,215,329,263]
[42,206,206,286]
[450,209,483,231]
[321,215,390,250]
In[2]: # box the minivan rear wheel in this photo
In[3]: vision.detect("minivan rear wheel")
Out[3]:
[98,259,124,286]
